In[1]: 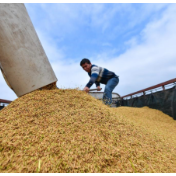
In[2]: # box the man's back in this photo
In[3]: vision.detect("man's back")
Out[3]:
[88,64,117,85]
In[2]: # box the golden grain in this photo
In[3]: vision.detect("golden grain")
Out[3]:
[0,88,176,173]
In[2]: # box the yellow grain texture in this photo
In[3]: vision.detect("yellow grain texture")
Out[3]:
[0,88,176,173]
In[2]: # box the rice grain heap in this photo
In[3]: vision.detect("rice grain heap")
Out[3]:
[0,88,176,173]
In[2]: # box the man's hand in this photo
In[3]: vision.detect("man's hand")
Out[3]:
[83,87,90,93]
[97,86,101,91]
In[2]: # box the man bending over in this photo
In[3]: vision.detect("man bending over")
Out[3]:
[80,58,119,105]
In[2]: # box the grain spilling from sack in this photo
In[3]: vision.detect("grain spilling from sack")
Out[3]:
[0,88,176,173]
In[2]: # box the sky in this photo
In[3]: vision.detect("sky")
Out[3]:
[0,2,176,101]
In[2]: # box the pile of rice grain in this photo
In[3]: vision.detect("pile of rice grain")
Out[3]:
[0,88,176,173]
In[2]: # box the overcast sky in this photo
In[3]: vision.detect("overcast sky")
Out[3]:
[0,3,176,101]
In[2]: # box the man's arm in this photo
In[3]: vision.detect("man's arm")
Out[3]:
[95,81,100,87]
[85,66,99,88]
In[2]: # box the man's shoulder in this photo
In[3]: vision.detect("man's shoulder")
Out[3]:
[91,65,100,73]
[91,64,99,70]
[91,64,97,68]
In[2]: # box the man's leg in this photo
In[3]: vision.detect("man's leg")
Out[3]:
[103,77,119,105]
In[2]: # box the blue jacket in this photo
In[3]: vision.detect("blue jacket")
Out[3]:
[86,64,118,88]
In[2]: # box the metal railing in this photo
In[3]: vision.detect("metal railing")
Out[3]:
[0,99,12,105]
[121,78,176,100]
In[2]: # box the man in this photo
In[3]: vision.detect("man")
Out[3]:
[80,58,119,105]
